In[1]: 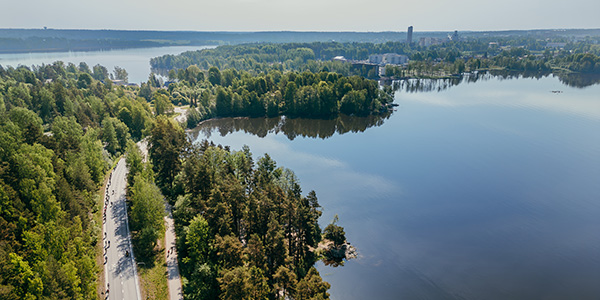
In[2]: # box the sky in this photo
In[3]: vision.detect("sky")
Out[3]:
[2,0,599,32]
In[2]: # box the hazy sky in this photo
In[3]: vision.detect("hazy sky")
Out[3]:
[3,0,599,31]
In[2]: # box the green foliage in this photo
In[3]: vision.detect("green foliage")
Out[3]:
[8,107,43,144]
[51,116,83,157]
[130,175,165,260]
[125,141,144,187]
[172,143,330,299]
[186,107,202,129]
[207,67,221,85]
[185,215,211,266]
[218,266,252,300]
[167,67,391,120]
[295,267,331,300]
[113,66,129,83]
[0,61,159,300]
[274,265,298,299]
[153,93,173,116]
[102,117,130,155]
[80,128,108,184]
[4,253,43,300]
[149,116,187,199]
[323,215,346,248]
[77,73,93,89]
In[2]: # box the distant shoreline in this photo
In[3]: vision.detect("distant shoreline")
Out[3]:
[0,45,162,54]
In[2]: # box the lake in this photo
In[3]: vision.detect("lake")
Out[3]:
[0,45,213,84]
[191,75,600,299]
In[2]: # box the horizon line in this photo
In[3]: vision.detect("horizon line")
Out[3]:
[1,27,599,33]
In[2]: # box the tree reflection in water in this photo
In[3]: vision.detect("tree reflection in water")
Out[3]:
[189,113,393,141]
[189,71,599,141]
[385,70,600,93]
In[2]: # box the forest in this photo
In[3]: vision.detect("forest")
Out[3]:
[143,117,337,299]
[151,38,600,80]
[0,62,156,299]
[0,56,352,298]
[140,66,395,129]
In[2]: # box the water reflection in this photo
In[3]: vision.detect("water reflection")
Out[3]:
[189,113,393,141]
[556,73,600,88]
[386,71,600,93]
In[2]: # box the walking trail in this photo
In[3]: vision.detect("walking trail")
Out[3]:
[138,139,183,300]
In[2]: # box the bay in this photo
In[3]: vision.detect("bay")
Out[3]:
[0,45,214,84]
[191,75,600,299]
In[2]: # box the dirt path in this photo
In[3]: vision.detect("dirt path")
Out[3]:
[136,140,183,300]
[164,203,183,300]
[173,106,188,124]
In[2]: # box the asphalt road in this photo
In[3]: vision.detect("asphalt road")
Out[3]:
[103,158,141,300]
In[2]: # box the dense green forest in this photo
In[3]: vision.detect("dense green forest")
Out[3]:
[0,62,155,299]
[0,58,352,298]
[151,39,600,80]
[147,122,335,299]
[140,66,395,129]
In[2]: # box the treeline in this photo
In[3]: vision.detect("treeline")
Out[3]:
[150,42,414,74]
[147,117,333,298]
[154,67,393,128]
[0,37,166,53]
[0,62,155,299]
[151,40,600,82]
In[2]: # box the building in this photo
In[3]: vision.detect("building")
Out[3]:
[111,79,126,86]
[369,53,409,65]
[383,53,409,65]
[419,37,444,47]
[333,56,347,62]
[350,61,379,77]
[369,54,384,64]
[407,26,413,44]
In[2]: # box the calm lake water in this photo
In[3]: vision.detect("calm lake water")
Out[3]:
[191,75,600,299]
[0,45,213,84]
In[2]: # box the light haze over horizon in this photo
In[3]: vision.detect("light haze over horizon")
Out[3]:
[2,0,599,32]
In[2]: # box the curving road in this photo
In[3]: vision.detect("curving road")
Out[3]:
[103,158,141,300]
